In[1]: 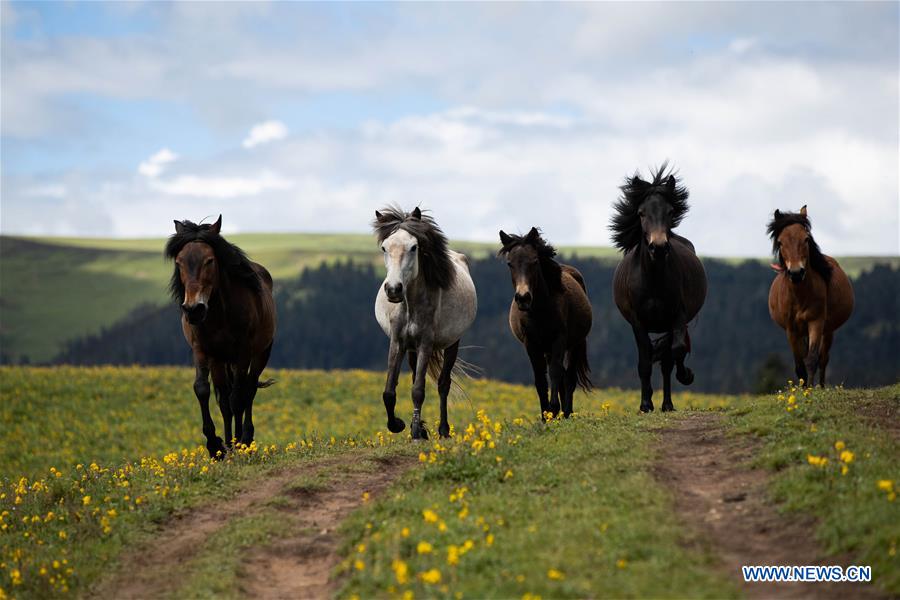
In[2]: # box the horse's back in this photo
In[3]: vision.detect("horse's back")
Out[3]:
[825,256,853,330]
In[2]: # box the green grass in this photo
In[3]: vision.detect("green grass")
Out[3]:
[338,412,738,599]
[725,384,900,594]
[0,366,740,598]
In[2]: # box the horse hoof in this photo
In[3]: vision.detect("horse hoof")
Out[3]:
[438,423,450,438]
[676,368,694,385]
[661,404,675,412]
[639,404,654,413]
[388,418,406,434]
[207,437,227,460]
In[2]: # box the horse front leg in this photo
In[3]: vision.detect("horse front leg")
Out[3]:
[786,328,809,385]
[437,341,459,438]
[660,341,675,412]
[211,362,233,450]
[526,344,550,420]
[804,319,825,388]
[410,338,434,440]
[632,323,654,413]
[194,362,226,459]
[382,338,406,433]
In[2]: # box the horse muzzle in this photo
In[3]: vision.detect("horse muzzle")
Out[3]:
[182,302,208,324]
[789,267,806,283]
[384,282,404,303]
[514,291,532,312]
[647,240,670,261]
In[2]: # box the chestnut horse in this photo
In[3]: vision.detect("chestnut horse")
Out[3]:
[499,228,592,419]
[610,164,706,413]
[165,215,277,457]
[767,206,853,386]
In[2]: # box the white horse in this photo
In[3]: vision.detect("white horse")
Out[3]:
[373,207,477,439]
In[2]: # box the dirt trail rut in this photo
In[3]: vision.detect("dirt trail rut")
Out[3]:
[97,452,414,600]
[656,412,880,599]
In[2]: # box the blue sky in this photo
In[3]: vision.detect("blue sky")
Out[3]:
[2,1,897,256]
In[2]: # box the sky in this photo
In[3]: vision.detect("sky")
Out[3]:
[1,1,898,257]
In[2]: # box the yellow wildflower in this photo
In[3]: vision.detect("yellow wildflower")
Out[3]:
[834,440,845,451]
[354,559,365,571]
[401,527,410,538]
[392,559,409,584]
[419,568,442,584]
[423,509,439,523]
[617,558,628,569]
[417,541,433,554]
[547,568,564,580]
[840,450,854,464]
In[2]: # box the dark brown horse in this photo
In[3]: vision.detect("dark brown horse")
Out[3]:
[767,205,853,386]
[610,164,706,412]
[165,215,276,457]
[499,228,592,419]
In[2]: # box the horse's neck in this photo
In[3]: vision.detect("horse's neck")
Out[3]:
[402,273,438,321]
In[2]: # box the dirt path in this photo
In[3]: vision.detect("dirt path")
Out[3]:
[96,451,414,600]
[655,412,880,599]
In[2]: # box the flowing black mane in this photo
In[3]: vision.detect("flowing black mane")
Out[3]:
[766,210,833,282]
[372,206,455,290]
[610,162,690,252]
[165,220,261,301]
[498,229,564,293]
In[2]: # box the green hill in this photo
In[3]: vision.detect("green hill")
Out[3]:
[0,233,894,363]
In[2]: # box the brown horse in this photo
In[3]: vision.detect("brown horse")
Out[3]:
[499,227,592,419]
[165,215,277,457]
[767,206,853,386]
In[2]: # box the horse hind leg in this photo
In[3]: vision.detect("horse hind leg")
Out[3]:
[563,354,577,417]
[673,328,694,386]
[239,343,274,446]
[436,341,459,438]
[819,330,834,387]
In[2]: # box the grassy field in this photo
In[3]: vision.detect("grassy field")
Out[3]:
[4,232,895,364]
[1,366,896,598]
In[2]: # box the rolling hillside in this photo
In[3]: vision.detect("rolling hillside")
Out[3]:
[0,233,894,363]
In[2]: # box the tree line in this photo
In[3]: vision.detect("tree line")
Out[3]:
[54,258,900,394]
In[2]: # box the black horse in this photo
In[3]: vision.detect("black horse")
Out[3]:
[610,164,706,412]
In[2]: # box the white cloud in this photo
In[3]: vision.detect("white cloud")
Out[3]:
[151,171,294,198]
[242,120,288,149]
[137,148,178,178]
[23,183,67,198]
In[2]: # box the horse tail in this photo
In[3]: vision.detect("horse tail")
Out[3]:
[257,378,276,388]
[427,350,481,386]
[570,338,593,393]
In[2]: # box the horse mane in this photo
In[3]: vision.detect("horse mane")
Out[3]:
[372,206,455,290]
[164,220,262,301]
[610,162,690,252]
[766,210,833,282]
[498,229,564,293]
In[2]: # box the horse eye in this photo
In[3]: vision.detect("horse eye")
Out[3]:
[506,261,512,268]
[204,257,214,265]
[410,245,417,252]
[638,210,645,217]
[381,246,386,252]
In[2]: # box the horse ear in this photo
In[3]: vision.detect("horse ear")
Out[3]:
[209,214,222,235]
[411,207,422,220]
[667,175,676,192]
[774,209,782,218]
[499,230,513,246]
[525,227,540,242]
[375,210,383,221]
[174,220,188,234]
[799,205,807,217]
